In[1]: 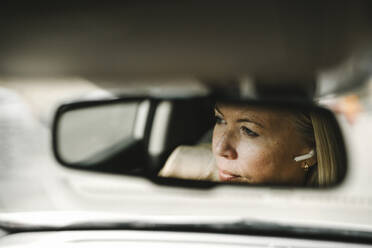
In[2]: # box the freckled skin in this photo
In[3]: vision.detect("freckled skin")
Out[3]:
[212,104,312,185]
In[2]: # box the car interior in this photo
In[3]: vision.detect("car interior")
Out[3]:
[1,1,372,247]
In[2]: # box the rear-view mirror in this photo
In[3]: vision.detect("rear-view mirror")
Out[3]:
[52,96,347,188]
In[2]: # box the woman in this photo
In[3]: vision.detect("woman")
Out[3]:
[159,103,346,187]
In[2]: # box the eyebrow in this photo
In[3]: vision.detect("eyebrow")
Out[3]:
[236,118,264,128]
[214,105,265,128]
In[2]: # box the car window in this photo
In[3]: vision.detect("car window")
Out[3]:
[58,102,139,164]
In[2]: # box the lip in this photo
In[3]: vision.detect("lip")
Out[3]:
[218,170,240,182]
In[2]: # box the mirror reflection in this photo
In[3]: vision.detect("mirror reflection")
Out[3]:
[159,103,346,187]
[58,101,140,164]
[54,98,347,188]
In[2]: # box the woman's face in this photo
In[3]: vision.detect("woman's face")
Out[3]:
[212,104,313,185]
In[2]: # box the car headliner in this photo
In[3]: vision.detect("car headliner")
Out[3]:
[0,1,371,89]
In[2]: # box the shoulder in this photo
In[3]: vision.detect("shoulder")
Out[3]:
[158,144,219,181]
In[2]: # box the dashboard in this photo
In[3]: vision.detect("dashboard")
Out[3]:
[0,230,370,248]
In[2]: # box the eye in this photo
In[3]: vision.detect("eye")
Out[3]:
[240,126,259,137]
[214,115,226,125]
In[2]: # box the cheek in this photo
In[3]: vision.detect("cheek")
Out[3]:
[237,139,303,183]
[235,142,275,180]
[214,135,274,182]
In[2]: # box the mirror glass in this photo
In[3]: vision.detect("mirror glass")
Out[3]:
[54,98,347,188]
[57,101,142,164]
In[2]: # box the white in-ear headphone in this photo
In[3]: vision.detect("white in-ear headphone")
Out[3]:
[294,149,315,162]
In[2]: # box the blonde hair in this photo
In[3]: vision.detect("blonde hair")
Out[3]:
[293,109,346,187]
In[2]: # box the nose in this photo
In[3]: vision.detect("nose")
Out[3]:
[214,130,238,160]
